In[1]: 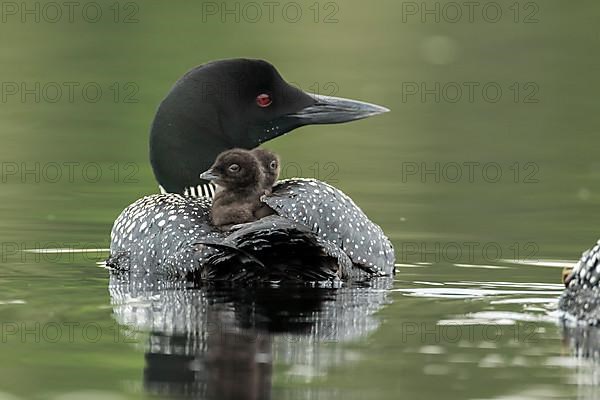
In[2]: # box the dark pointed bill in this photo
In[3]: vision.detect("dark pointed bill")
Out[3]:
[287,93,390,124]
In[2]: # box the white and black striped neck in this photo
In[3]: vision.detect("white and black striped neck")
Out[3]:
[159,183,217,198]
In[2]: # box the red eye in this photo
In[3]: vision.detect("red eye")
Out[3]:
[256,94,272,108]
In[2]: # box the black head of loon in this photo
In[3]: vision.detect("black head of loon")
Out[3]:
[250,148,280,195]
[150,58,389,194]
[200,149,274,228]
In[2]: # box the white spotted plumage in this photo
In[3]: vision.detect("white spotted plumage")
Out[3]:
[263,178,395,275]
[109,194,223,276]
[109,179,395,279]
[559,239,600,325]
[565,239,600,290]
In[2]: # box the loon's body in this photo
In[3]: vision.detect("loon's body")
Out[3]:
[108,59,395,282]
[109,178,395,281]
[559,240,600,325]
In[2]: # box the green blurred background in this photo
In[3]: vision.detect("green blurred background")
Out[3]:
[0,1,599,399]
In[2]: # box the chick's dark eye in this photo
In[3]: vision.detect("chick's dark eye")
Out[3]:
[269,160,278,170]
[256,94,272,108]
[228,164,240,173]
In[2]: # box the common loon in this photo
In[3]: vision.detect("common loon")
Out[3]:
[199,149,275,228]
[108,59,395,281]
[559,240,600,325]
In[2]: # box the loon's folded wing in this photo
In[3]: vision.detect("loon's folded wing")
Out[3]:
[193,215,355,282]
[263,179,395,276]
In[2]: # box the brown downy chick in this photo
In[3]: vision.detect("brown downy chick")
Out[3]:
[251,148,280,195]
[200,149,274,229]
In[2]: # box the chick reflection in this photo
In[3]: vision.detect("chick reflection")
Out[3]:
[109,272,392,399]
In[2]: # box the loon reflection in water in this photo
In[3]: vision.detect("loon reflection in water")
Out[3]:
[109,272,393,399]
[108,59,395,282]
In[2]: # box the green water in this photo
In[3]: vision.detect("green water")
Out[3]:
[1,0,599,398]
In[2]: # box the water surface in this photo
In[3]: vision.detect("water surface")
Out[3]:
[1,1,599,399]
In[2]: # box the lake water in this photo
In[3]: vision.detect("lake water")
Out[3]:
[1,1,599,399]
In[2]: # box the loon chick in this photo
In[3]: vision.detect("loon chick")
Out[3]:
[250,148,280,195]
[109,59,394,280]
[199,149,274,229]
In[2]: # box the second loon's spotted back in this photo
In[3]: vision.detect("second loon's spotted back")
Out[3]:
[565,240,600,289]
[559,240,600,325]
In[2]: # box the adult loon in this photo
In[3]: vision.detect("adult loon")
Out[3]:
[559,240,600,325]
[108,59,395,281]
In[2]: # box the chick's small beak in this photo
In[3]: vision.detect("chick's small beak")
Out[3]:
[199,169,219,181]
